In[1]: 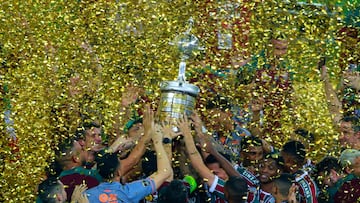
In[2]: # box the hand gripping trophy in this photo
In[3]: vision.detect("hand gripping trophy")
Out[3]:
[157,18,203,123]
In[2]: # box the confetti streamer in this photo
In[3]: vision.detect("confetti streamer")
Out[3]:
[0,0,358,201]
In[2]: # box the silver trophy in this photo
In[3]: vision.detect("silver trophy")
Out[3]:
[157,18,202,122]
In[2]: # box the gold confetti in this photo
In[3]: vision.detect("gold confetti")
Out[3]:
[0,0,357,201]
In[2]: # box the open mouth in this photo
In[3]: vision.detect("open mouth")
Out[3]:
[259,174,268,180]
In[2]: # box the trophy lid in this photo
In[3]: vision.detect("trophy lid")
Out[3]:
[160,81,200,96]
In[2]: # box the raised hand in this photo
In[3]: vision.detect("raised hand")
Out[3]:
[159,121,182,140]
[177,114,192,139]
[143,104,155,137]
[190,111,203,132]
[121,85,144,107]
[71,184,89,203]
[287,183,299,203]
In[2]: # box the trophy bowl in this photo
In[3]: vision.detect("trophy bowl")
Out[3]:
[157,81,200,121]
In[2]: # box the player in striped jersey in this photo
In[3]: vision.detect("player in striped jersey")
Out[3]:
[205,134,277,203]
[281,140,318,203]
[257,152,284,203]
[179,115,229,203]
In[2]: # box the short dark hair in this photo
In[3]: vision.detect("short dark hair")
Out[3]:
[55,137,76,168]
[315,156,341,186]
[224,176,248,203]
[74,121,101,140]
[316,156,341,175]
[45,159,63,178]
[264,152,284,170]
[282,140,306,165]
[95,151,120,180]
[341,116,360,133]
[141,150,157,177]
[294,128,315,142]
[206,95,232,111]
[204,153,231,165]
[56,137,75,155]
[82,121,101,129]
[240,136,263,152]
[158,179,188,203]
[273,173,294,197]
[37,177,63,203]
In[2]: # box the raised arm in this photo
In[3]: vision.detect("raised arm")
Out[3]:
[120,104,153,175]
[320,64,342,124]
[178,115,216,187]
[157,122,182,182]
[149,124,173,189]
[113,85,144,137]
[190,112,227,156]
[107,134,133,154]
[197,132,240,178]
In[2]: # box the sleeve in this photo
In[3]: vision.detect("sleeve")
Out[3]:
[124,178,156,203]
[334,179,360,203]
[295,173,318,203]
[208,175,219,193]
[208,175,226,200]
[236,166,260,187]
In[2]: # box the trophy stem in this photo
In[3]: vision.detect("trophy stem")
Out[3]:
[177,60,187,81]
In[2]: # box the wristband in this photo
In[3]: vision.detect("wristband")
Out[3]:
[162,137,172,144]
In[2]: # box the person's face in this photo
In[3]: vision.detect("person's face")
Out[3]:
[339,121,358,148]
[209,109,233,132]
[73,140,88,165]
[317,170,339,188]
[271,39,288,58]
[207,162,229,180]
[350,156,360,177]
[85,127,102,149]
[342,65,360,91]
[281,152,298,173]
[243,146,264,162]
[258,158,281,183]
[128,123,144,140]
[250,97,264,112]
[317,171,331,188]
